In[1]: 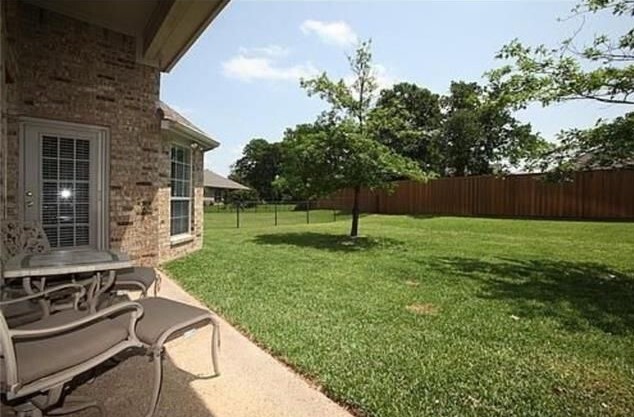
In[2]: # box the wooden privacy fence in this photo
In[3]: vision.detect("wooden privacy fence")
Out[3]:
[315,169,634,220]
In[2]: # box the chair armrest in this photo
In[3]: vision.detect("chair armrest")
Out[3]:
[0,283,86,306]
[10,301,144,339]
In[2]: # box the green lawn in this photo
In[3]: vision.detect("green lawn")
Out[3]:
[165,215,634,417]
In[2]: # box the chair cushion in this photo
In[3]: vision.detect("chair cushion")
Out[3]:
[12,310,128,384]
[131,298,211,345]
[115,267,157,288]
[1,301,43,328]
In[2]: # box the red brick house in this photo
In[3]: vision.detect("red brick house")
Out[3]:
[0,0,228,265]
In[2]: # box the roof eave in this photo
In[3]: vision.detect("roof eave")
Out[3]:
[161,120,220,151]
[144,0,231,72]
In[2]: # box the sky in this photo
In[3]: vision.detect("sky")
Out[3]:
[161,0,631,177]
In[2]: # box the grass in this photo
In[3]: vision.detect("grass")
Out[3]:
[165,215,634,417]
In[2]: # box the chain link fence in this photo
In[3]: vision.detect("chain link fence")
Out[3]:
[204,200,352,229]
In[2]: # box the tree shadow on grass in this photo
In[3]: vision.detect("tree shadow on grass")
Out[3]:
[426,257,634,335]
[252,232,403,253]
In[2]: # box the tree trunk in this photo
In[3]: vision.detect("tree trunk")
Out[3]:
[350,185,361,237]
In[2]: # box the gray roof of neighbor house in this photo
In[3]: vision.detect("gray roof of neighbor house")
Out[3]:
[158,101,219,150]
[574,152,634,170]
[204,170,250,190]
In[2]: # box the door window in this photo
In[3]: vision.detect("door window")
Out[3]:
[40,136,91,247]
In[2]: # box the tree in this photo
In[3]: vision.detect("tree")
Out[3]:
[229,138,283,201]
[278,41,425,237]
[440,81,549,176]
[487,0,634,172]
[368,83,443,172]
[225,188,260,206]
[488,0,634,107]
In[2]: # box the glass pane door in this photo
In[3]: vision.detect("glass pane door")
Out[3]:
[22,121,103,250]
[40,136,91,248]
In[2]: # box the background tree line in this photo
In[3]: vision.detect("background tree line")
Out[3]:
[231,78,549,199]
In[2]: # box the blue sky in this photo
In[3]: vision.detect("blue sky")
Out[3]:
[161,0,630,176]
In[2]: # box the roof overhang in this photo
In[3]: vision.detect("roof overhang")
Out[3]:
[24,0,230,72]
[161,120,219,151]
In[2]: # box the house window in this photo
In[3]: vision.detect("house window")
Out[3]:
[170,144,191,236]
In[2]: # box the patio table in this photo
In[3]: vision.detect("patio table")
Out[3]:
[3,249,132,313]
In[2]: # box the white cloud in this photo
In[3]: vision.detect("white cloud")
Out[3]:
[238,44,290,58]
[222,55,318,82]
[300,20,358,47]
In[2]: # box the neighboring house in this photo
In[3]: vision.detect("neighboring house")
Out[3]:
[0,0,229,265]
[573,152,634,170]
[203,169,250,204]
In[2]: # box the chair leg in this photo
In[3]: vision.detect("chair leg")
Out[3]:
[153,275,161,296]
[211,320,220,376]
[145,349,164,417]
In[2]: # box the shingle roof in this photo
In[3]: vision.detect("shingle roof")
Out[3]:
[158,101,218,148]
[203,170,250,190]
[158,101,206,136]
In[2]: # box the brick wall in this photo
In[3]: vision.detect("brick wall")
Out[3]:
[4,2,204,265]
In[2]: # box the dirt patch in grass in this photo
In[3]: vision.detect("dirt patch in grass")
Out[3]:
[544,357,634,416]
[406,303,439,315]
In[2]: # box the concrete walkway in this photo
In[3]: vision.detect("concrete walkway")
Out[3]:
[72,274,354,417]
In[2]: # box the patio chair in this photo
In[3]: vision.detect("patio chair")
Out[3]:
[111,297,220,417]
[0,283,145,416]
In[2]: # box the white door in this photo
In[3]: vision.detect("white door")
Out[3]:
[22,120,108,250]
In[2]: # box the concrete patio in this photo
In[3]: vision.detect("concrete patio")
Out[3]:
[66,274,354,417]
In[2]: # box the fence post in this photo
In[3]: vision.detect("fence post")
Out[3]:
[236,203,240,229]
[274,203,278,226]
[306,200,310,224]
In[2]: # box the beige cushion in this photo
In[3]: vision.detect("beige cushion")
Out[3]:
[115,267,157,289]
[11,310,128,384]
[1,301,43,328]
[131,298,210,345]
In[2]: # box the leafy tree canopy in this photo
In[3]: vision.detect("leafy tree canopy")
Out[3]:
[487,0,634,173]
[278,121,423,199]
[368,83,444,172]
[441,81,550,176]
[488,0,634,107]
[368,80,548,177]
[229,138,284,201]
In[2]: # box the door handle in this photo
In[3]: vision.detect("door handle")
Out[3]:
[26,201,34,208]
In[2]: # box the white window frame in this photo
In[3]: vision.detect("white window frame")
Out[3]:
[169,143,193,241]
